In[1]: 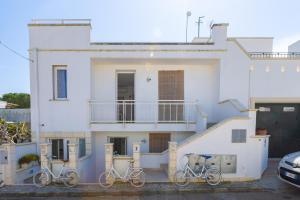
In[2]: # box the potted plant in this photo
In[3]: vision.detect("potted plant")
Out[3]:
[18,154,40,169]
[256,128,268,136]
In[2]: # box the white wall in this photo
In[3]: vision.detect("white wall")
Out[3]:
[29,25,90,49]
[251,60,300,98]
[236,38,273,52]
[219,41,252,108]
[35,52,91,132]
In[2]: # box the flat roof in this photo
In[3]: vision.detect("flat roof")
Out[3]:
[90,42,214,45]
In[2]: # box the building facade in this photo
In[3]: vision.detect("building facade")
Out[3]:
[28,19,300,183]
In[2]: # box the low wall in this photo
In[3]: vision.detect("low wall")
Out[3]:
[140,152,168,169]
[113,156,132,176]
[16,143,37,169]
[0,109,30,122]
[0,143,38,184]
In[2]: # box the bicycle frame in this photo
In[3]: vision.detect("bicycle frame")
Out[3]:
[183,163,208,179]
[42,165,68,180]
[109,164,132,181]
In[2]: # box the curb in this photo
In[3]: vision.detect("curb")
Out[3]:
[0,186,270,197]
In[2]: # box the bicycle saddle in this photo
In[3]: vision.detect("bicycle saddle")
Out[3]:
[200,155,212,159]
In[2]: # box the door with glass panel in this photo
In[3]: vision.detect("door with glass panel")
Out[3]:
[117,72,135,122]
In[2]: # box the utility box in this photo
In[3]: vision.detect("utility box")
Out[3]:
[206,155,221,170]
[0,149,8,164]
[221,155,237,173]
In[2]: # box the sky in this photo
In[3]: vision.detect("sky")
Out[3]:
[1,0,300,96]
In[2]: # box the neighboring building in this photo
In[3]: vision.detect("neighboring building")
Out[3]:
[0,101,7,109]
[28,19,300,183]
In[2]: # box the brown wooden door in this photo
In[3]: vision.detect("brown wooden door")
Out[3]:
[158,70,184,121]
[149,133,171,153]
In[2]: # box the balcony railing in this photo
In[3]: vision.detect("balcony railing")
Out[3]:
[89,100,197,124]
[249,52,300,59]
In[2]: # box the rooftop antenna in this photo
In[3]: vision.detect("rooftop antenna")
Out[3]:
[208,20,214,41]
[196,16,205,38]
[185,11,192,43]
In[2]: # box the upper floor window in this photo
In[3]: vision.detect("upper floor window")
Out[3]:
[53,65,67,99]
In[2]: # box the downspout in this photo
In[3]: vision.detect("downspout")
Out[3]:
[33,48,40,153]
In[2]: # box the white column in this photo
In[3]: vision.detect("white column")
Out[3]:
[168,142,177,182]
[104,143,113,172]
[68,143,78,169]
[2,143,16,185]
[40,143,51,168]
[132,142,141,168]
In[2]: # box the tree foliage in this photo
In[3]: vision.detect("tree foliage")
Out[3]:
[0,118,31,144]
[0,93,30,108]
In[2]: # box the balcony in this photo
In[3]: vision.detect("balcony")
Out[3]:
[89,100,202,132]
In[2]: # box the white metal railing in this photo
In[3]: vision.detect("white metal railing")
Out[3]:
[89,100,197,124]
[249,52,300,59]
[30,19,91,24]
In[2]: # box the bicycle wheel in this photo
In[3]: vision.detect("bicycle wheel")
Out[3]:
[98,171,115,188]
[129,170,146,188]
[0,180,4,188]
[33,171,49,187]
[63,170,79,187]
[174,170,190,187]
[205,168,222,186]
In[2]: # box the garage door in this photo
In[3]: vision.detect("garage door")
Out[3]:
[256,103,300,158]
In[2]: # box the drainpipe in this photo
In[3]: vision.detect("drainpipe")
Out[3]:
[32,48,40,153]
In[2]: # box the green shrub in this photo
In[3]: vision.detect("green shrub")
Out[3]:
[18,154,40,166]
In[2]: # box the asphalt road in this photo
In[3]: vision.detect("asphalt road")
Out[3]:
[0,190,300,200]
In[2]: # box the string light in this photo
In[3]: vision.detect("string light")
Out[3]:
[297,66,300,73]
[281,66,286,73]
[250,65,255,71]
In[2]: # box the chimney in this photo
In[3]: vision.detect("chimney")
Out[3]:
[211,23,228,48]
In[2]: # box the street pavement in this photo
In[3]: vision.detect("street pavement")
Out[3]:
[0,190,300,200]
[0,160,299,199]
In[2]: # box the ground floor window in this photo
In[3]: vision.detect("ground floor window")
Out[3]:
[109,137,127,155]
[51,139,69,161]
[79,138,86,158]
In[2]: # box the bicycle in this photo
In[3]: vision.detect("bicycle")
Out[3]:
[0,173,4,188]
[174,153,222,187]
[33,156,79,187]
[98,160,145,188]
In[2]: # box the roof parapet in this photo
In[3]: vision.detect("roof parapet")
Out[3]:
[28,19,91,26]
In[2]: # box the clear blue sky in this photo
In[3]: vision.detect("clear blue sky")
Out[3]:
[1,0,300,96]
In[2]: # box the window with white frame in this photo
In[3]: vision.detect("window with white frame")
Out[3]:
[51,139,69,160]
[53,66,67,99]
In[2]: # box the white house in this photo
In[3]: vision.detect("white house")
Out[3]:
[28,19,300,183]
